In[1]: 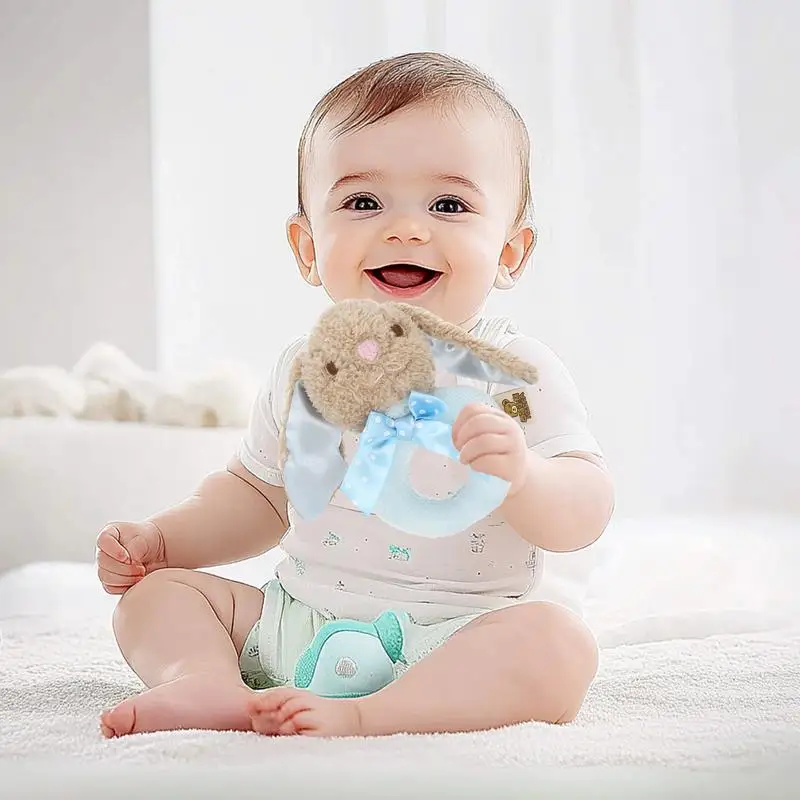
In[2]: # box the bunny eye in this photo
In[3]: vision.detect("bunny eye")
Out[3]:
[390,323,404,337]
[325,361,338,376]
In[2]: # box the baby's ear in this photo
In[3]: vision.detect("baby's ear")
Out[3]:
[395,303,538,386]
[280,379,346,520]
[287,214,320,287]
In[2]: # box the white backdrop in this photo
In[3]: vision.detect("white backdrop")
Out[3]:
[0,0,155,370]
[146,0,798,516]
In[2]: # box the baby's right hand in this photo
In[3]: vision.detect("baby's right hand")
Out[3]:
[95,521,167,595]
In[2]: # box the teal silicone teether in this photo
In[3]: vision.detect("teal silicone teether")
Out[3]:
[293,611,406,699]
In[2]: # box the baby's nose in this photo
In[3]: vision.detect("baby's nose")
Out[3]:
[356,338,380,362]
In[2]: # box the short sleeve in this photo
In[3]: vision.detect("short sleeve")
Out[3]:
[236,336,306,487]
[490,336,603,459]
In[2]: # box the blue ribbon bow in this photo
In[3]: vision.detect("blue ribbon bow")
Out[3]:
[341,391,459,515]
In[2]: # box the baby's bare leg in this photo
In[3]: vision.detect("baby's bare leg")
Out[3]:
[249,601,597,737]
[358,601,598,734]
[100,568,264,737]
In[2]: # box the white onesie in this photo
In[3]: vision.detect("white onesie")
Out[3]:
[238,315,603,625]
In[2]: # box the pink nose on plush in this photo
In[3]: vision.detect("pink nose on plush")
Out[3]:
[357,338,380,361]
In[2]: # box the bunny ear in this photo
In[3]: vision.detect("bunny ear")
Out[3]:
[281,379,346,521]
[278,352,304,468]
[396,303,538,387]
[425,336,537,385]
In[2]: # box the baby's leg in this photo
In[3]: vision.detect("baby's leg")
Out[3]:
[100,568,264,737]
[249,601,597,737]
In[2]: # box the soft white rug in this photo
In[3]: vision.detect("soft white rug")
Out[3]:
[1,517,799,798]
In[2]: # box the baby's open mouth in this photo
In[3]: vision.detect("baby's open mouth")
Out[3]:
[366,264,443,297]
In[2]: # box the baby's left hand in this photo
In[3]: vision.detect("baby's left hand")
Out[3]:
[451,403,529,496]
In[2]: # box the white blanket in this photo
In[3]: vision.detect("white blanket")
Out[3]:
[1,516,799,797]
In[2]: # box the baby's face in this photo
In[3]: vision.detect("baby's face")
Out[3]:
[292,102,529,327]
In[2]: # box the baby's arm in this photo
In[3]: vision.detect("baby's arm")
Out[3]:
[500,450,614,552]
[144,456,288,570]
[488,335,613,552]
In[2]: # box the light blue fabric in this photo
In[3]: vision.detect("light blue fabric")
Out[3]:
[370,386,511,536]
[340,391,459,515]
[427,336,531,385]
[282,381,346,521]
[284,386,511,536]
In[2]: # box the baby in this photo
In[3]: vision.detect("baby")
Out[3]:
[96,52,614,738]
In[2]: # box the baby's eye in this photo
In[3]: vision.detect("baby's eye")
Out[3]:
[430,196,467,214]
[325,361,338,376]
[343,194,381,212]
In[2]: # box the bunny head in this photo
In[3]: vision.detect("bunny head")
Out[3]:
[278,301,538,519]
[294,299,437,431]
[284,299,538,433]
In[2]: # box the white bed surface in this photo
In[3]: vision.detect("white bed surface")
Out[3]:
[0,416,244,573]
[1,515,799,797]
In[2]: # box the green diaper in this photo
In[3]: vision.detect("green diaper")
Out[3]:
[239,579,477,696]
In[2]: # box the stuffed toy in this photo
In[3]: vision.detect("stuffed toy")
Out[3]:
[279,298,538,537]
[276,299,538,699]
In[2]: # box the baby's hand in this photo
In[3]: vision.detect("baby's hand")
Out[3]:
[95,521,167,595]
[451,403,529,496]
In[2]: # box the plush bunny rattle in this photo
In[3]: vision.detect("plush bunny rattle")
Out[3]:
[279,299,538,537]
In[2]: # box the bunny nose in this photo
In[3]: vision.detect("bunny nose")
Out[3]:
[356,338,380,362]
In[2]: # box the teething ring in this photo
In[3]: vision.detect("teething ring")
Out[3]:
[346,387,510,537]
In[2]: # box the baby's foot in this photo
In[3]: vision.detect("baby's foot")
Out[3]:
[99,674,255,738]
[248,687,363,738]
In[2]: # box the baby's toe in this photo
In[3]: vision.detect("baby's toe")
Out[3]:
[99,702,136,738]
[250,709,280,735]
[247,687,296,715]
[277,718,299,736]
[248,688,309,735]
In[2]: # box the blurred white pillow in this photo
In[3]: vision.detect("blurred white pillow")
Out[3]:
[0,342,260,428]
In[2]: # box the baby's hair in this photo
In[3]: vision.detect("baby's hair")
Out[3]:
[297,52,533,231]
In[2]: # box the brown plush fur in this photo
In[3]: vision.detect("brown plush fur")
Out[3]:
[278,299,538,466]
